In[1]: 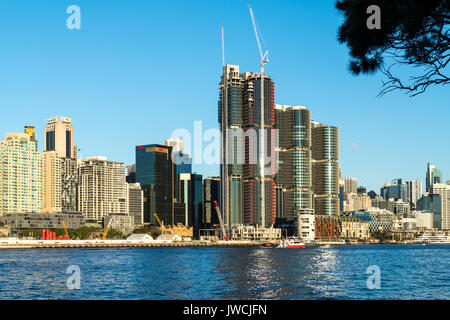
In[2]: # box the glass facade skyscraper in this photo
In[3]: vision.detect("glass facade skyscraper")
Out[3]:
[311,122,340,216]
[274,105,312,222]
[136,144,175,225]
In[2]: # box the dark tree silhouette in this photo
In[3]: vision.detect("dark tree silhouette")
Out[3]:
[336,0,449,96]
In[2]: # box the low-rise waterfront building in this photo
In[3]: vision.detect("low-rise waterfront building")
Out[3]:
[0,212,85,235]
[104,213,134,235]
[339,216,370,240]
[315,214,339,241]
[231,225,282,241]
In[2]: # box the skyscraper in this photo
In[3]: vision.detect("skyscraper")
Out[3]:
[41,117,77,213]
[0,133,42,214]
[77,157,128,223]
[44,117,77,158]
[343,177,357,194]
[274,104,312,222]
[203,177,220,227]
[406,180,422,207]
[179,173,203,238]
[429,183,450,230]
[135,144,176,225]
[128,182,144,227]
[426,163,443,192]
[219,65,276,228]
[311,122,340,216]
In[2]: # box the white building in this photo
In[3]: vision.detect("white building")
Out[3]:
[77,157,128,223]
[430,183,450,230]
[0,133,41,214]
[414,211,434,230]
[104,213,134,235]
[127,183,143,228]
[297,209,315,242]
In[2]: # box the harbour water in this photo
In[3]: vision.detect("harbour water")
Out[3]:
[0,244,449,300]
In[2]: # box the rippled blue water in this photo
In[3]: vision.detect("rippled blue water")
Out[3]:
[0,244,449,299]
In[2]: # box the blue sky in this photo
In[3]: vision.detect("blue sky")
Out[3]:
[0,0,448,192]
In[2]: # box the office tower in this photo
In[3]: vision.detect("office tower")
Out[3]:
[179,173,203,238]
[357,186,367,195]
[165,138,192,174]
[429,184,450,230]
[426,163,443,192]
[44,117,77,158]
[135,144,176,225]
[41,117,77,213]
[77,157,128,223]
[0,133,42,214]
[406,180,422,207]
[219,64,276,229]
[343,177,357,194]
[126,164,136,183]
[128,183,144,227]
[203,177,220,227]
[417,193,442,229]
[339,180,345,212]
[274,105,312,222]
[311,122,340,215]
[381,179,408,202]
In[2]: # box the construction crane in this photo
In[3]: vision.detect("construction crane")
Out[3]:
[248,4,269,226]
[102,218,113,240]
[213,201,229,241]
[61,220,70,240]
[154,213,172,239]
[248,4,269,74]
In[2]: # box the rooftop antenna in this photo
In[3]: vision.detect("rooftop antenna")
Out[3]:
[248,4,269,74]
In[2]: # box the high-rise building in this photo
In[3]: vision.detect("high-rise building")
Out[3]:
[126,164,136,183]
[135,144,176,225]
[274,105,312,222]
[41,117,77,213]
[357,186,367,195]
[311,122,340,216]
[426,162,443,192]
[77,157,128,223]
[406,180,422,207]
[430,183,450,230]
[179,173,203,238]
[44,117,77,159]
[380,179,408,202]
[202,177,220,228]
[343,177,357,194]
[128,183,144,227]
[219,65,276,229]
[0,133,42,214]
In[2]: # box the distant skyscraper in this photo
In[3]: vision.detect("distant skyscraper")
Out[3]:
[311,122,340,216]
[219,65,276,228]
[406,180,422,207]
[128,183,144,227]
[381,179,408,202]
[179,173,203,238]
[426,163,443,192]
[429,183,450,230]
[343,177,357,194]
[77,157,128,223]
[24,126,37,149]
[0,133,41,214]
[44,117,77,158]
[274,104,312,222]
[135,144,176,225]
[203,177,221,227]
[357,186,367,195]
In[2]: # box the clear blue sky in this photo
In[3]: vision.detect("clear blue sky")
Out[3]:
[0,0,448,193]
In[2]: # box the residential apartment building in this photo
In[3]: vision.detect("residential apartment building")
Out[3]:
[77,157,128,223]
[0,133,41,214]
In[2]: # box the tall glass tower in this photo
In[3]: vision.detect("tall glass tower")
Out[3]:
[311,122,340,216]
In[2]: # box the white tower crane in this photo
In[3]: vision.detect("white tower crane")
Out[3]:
[248,4,269,74]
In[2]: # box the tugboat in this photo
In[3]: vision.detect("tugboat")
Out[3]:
[278,237,305,248]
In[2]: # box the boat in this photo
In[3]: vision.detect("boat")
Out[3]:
[278,237,305,248]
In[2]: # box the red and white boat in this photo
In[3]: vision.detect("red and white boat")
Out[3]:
[278,237,305,248]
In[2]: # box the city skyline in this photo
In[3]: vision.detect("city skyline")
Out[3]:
[0,0,448,193]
